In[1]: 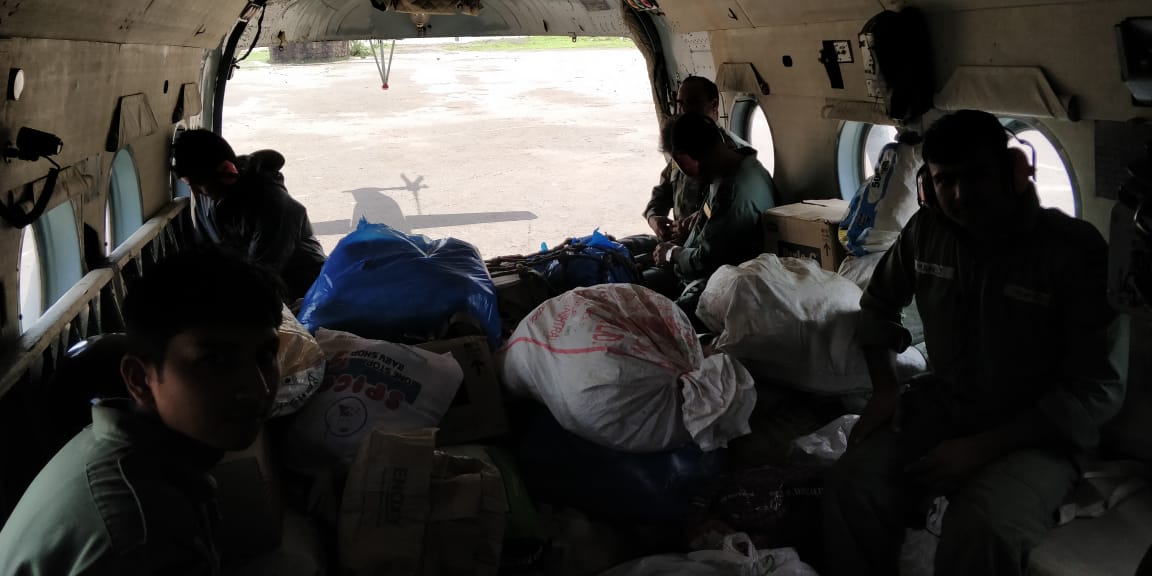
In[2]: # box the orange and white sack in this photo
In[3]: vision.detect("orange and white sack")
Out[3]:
[272,304,326,417]
[499,285,756,453]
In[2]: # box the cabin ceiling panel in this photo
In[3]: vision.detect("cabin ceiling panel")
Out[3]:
[661,0,1101,29]
[269,0,627,42]
[0,0,247,48]
[733,0,876,28]
[654,0,753,32]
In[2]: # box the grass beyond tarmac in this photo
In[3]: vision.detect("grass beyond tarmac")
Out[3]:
[441,36,634,51]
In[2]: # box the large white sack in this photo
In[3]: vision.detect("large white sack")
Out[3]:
[272,304,326,418]
[500,284,756,453]
[699,254,926,395]
[282,328,463,474]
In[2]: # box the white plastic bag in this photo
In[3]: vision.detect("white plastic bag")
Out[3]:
[699,254,869,395]
[272,304,327,417]
[792,414,859,462]
[283,329,463,473]
[500,284,756,453]
[837,253,885,292]
[600,533,818,576]
[700,254,926,395]
[899,498,947,576]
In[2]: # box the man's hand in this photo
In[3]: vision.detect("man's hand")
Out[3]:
[675,211,701,243]
[648,216,675,242]
[653,242,682,267]
[848,386,900,447]
[906,436,994,488]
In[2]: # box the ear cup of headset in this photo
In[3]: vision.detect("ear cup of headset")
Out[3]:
[917,164,935,207]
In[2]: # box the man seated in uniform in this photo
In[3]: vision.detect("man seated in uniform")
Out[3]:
[649,112,777,319]
[643,75,749,245]
[822,109,1125,576]
[173,129,326,302]
[0,249,283,574]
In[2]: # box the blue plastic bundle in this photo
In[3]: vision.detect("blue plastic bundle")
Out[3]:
[299,219,501,348]
[535,229,638,292]
[515,402,727,523]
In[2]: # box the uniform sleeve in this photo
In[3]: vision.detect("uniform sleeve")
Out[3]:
[643,162,677,220]
[857,210,921,352]
[674,180,755,281]
[247,176,302,273]
[1033,226,1125,451]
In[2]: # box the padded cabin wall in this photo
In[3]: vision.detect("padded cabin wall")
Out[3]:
[926,1,1148,122]
[0,39,205,341]
[680,0,1152,218]
[756,96,844,204]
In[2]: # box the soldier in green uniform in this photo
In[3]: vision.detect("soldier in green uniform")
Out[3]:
[822,110,1125,576]
[652,112,778,320]
[0,249,283,575]
[643,76,749,244]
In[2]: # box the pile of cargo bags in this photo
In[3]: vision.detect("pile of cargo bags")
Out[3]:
[218,149,933,576]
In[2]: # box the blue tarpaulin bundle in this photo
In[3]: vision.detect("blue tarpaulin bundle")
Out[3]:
[534,229,638,292]
[299,219,502,348]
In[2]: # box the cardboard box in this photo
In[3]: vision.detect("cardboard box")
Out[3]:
[763,199,851,271]
[339,430,509,576]
[418,336,508,447]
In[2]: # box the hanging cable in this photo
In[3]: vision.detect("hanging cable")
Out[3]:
[370,39,397,90]
[235,4,268,64]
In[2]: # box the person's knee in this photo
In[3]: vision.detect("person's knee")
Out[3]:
[824,440,891,506]
[936,495,1032,575]
[944,497,1027,549]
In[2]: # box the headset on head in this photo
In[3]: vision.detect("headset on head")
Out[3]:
[916,125,1038,208]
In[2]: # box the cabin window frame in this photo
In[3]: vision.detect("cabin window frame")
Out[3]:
[107,147,146,252]
[730,95,776,175]
[999,117,1081,217]
[837,118,1080,216]
[837,120,899,200]
[19,200,83,332]
[18,226,43,332]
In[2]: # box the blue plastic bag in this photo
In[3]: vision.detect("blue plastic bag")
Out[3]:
[515,402,727,523]
[535,229,638,291]
[299,219,501,348]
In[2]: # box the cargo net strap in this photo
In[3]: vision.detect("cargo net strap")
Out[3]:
[370,39,396,90]
[369,0,483,16]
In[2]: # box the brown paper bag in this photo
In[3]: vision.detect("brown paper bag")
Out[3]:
[421,446,509,576]
[339,428,437,576]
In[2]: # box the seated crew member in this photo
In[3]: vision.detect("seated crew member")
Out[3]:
[0,248,283,574]
[173,129,326,302]
[649,112,777,318]
[643,75,750,246]
[821,109,1125,576]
